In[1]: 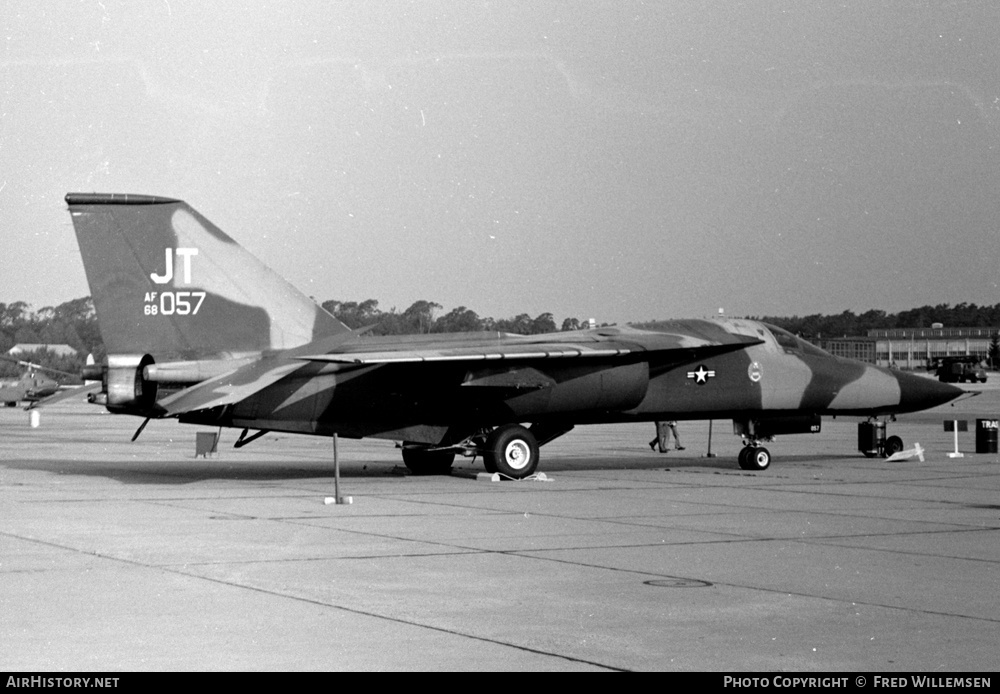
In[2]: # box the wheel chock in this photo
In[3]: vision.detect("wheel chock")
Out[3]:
[885,443,925,463]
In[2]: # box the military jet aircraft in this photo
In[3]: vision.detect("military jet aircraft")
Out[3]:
[65,193,964,477]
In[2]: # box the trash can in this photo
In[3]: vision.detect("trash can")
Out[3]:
[975,419,998,454]
[858,420,886,458]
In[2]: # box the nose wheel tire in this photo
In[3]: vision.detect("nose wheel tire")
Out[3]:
[738,446,771,471]
[484,424,539,479]
[883,435,904,458]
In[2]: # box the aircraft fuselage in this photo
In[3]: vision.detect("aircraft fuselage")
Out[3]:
[178,318,959,450]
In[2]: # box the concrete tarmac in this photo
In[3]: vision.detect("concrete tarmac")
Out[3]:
[1,384,997,671]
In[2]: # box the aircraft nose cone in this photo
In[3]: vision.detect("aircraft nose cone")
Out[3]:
[894,371,965,413]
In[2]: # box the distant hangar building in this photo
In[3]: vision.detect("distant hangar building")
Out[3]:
[820,325,996,368]
[8,343,78,358]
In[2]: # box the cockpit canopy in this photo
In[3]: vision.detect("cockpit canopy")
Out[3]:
[765,324,832,358]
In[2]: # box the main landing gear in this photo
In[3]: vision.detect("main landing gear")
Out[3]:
[401,422,571,479]
[481,424,540,478]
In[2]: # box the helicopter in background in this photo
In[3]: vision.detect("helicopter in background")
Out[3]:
[0,356,81,408]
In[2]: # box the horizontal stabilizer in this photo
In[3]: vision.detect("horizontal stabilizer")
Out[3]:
[29,383,103,409]
[156,358,304,415]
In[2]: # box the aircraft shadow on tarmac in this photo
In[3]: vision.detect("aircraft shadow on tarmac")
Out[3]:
[4,456,407,485]
[538,452,861,473]
[0,452,761,485]
[7,447,866,486]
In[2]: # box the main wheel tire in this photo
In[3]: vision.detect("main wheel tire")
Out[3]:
[746,446,771,471]
[737,446,754,470]
[484,424,539,479]
[401,447,456,475]
[482,455,498,474]
[883,435,904,457]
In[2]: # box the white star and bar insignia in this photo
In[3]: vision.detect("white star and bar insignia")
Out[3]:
[686,365,716,384]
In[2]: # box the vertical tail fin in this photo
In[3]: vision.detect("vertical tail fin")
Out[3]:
[66,193,348,359]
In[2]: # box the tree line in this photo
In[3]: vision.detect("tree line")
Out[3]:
[758,302,1000,341]
[319,299,598,336]
[5,297,1000,381]
[0,298,101,382]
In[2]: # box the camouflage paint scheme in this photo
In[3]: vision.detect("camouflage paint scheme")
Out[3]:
[66,193,964,477]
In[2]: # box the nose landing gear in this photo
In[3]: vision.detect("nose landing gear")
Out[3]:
[858,419,904,458]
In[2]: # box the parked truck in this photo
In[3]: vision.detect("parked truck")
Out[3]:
[931,356,988,383]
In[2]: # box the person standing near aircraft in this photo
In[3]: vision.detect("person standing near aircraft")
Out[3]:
[649,421,684,453]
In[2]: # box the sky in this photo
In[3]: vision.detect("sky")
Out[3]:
[2,1,999,325]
